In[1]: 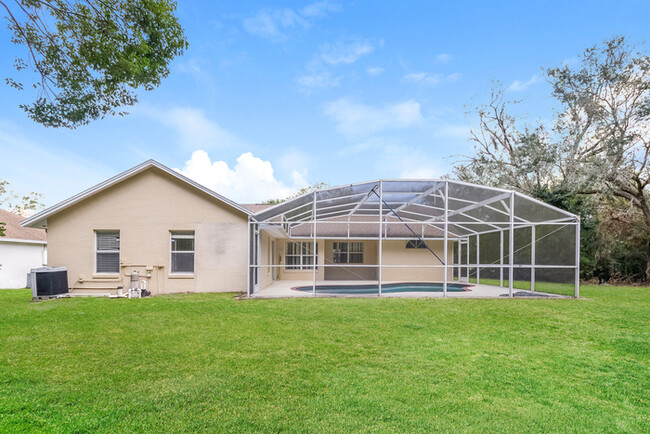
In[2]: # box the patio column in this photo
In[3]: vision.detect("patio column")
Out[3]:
[466,237,470,282]
[347,215,350,239]
[378,181,383,297]
[476,233,480,284]
[499,230,504,288]
[508,192,515,298]
[457,239,461,282]
[443,181,449,297]
[256,226,260,292]
[247,216,251,297]
[312,191,317,296]
[531,225,536,292]
[574,218,581,298]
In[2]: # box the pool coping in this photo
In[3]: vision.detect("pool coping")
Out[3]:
[251,280,571,299]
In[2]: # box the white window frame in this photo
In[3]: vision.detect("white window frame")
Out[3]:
[170,231,195,275]
[406,239,427,249]
[285,241,317,271]
[333,241,364,264]
[95,230,120,274]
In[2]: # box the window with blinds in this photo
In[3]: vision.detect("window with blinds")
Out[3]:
[171,231,195,274]
[96,231,120,273]
[285,241,317,270]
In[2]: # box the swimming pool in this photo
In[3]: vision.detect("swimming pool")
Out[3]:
[292,282,471,295]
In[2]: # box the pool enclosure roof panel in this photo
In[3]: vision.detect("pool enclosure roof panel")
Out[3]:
[253,179,578,235]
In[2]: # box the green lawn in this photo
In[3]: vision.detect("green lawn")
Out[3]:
[1,287,648,432]
[469,278,577,296]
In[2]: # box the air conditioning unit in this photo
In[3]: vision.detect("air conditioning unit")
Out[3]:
[30,267,69,300]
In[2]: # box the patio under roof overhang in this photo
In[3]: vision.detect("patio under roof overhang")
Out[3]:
[247,179,580,298]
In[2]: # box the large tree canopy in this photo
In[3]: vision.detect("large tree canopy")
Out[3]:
[1,0,188,128]
[456,36,650,281]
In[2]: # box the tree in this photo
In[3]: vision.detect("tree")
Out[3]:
[264,182,330,204]
[2,0,188,128]
[455,85,563,192]
[0,178,44,237]
[547,37,650,249]
[456,36,650,280]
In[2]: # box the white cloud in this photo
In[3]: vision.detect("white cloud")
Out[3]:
[383,144,443,179]
[301,1,341,17]
[366,66,384,76]
[296,39,379,92]
[324,98,424,138]
[243,1,340,41]
[176,58,205,77]
[320,40,376,65]
[139,106,240,150]
[403,72,441,86]
[338,138,444,179]
[243,9,308,41]
[176,150,307,203]
[403,72,461,86]
[296,71,341,92]
[337,141,373,156]
[275,150,314,188]
[508,74,541,92]
[435,54,452,64]
[291,169,308,188]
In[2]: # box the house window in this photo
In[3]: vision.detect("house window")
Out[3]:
[333,242,363,264]
[96,231,120,273]
[285,241,317,270]
[171,231,195,274]
[406,240,428,249]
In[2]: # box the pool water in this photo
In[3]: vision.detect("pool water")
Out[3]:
[292,282,470,295]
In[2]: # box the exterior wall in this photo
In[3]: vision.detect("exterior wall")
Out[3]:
[381,240,454,282]
[0,241,47,288]
[323,239,378,280]
[46,168,248,295]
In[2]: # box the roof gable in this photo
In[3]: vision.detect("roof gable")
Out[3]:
[21,160,251,229]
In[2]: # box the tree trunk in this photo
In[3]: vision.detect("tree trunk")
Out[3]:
[646,240,650,282]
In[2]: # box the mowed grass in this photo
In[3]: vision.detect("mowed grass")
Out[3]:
[0,287,648,432]
[470,278,577,296]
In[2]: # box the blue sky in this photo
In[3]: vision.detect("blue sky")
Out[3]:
[1,0,648,205]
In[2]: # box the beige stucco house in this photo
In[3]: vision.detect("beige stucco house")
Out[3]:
[22,160,252,295]
[21,159,581,297]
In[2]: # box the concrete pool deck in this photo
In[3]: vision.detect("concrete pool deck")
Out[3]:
[250,280,570,299]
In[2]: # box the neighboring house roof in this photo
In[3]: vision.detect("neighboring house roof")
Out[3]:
[0,209,47,243]
[21,159,252,229]
[241,203,275,213]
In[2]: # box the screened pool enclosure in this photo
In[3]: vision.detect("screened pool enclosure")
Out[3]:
[248,180,580,298]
